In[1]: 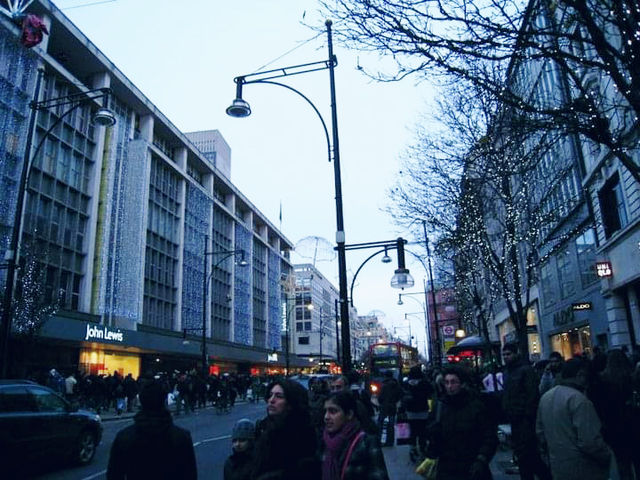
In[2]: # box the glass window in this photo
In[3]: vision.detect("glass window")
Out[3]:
[541,261,556,307]
[296,322,303,332]
[557,249,575,299]
[0,386,37,413]
[304,322,312,331]
[599,173,629,238]
[298,336,310,345]
[576,229,598,288]
[29,387,67,412]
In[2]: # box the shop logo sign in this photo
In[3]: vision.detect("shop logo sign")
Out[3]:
[84,324,124,343]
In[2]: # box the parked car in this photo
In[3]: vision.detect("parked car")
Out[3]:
[0,379,103,474]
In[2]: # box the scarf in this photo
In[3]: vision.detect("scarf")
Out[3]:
[322,419,361,480]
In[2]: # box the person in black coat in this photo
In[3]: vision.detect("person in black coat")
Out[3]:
[107,380,197,480]
[252,379,320,480]
[425,365,497,480]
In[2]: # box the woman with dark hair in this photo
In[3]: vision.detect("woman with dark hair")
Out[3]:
[252,379,320,480]
[425,365,497,480]
[593,349,635,479]
[321,391,389,480]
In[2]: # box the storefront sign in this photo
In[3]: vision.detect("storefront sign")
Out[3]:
[596,261,612,278]
[553,307,575,328]
[572,302,592,311]
[84,323,124,343]
[267,352,278,362]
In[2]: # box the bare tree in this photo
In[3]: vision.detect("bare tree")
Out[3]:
[320,0,640,182]
[390,79,579,355]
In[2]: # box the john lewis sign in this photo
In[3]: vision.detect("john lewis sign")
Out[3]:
[84,323,124,343]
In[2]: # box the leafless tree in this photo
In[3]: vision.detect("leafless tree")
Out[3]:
[321,0,640,182]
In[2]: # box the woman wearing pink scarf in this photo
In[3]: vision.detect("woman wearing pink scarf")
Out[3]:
[321,391,389,480]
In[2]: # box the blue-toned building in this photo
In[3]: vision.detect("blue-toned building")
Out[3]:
[0,0,296,377]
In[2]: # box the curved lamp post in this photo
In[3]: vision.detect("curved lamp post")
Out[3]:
[193,234,248,377]
[0,72,116,377]
[226,20,353,372]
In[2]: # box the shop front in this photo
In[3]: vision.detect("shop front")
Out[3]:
[549,325,592,358]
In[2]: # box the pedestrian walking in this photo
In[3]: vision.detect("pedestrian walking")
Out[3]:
[252,379,320,480]
[502,342,551,480]
[424,365,497,480]
[401,365,433,462]
[536,358,611,480]
[330,375,378,437]
[65,372,78,399]
[538,352,563,395]
[224,418,255,480]
[321,391,389,480]
[377,370,403,447]
[107,380,197,480]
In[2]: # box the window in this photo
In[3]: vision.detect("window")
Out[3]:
[556,249,575,299]
[0,386,37,413]
[540,261,555,307]
[296,322,303,332]
[576,229,598,288]
[298,336,310,345]
[304,322,312,331]
[599,173,628,238]
[29,387,67,412]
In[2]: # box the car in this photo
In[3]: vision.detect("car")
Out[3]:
[0,379,103,474]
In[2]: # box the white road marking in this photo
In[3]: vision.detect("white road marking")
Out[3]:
[81,470,106,480]
[193,434,231,447]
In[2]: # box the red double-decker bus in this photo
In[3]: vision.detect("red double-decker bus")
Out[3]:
[365,342,419,396]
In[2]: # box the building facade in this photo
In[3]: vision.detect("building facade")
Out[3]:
[0,1,296,378]
[292,263,339,370]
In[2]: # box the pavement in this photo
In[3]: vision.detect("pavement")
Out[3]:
[383,442,517,479]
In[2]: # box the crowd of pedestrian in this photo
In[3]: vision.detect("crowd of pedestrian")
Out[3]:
[43,341,639,480]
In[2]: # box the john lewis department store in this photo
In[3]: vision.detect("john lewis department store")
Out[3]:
[1,0,301,377]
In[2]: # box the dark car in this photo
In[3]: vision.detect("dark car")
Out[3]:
[0,379,103,474]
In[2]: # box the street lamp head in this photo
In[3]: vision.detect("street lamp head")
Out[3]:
[226,77,252,117]
[381,247,392,264]
[391,268,414,289]
[236,251,249,267]
[226,98,251,118]
[92,106,117,127]
[397,294,404,305]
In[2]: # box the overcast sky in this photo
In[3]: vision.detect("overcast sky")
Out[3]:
[56,0,437,356]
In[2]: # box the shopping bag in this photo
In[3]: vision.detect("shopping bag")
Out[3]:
[395,422,411,445]
[415,457,438,479]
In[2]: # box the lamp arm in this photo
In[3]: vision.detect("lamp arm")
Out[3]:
[349,248,388,307]
[240,80,332,163]
[234,59,334,84]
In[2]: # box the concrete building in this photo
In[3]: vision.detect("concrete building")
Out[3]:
[0,0,297,378]
[292,263,339,370]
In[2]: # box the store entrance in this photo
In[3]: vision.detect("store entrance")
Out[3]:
[79,349,140,378]
[550,325,592,358]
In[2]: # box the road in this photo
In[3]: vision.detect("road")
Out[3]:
[34,401,267,480]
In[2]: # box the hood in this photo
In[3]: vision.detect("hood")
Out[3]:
[133,409,173,436]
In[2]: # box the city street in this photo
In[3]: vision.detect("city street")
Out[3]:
[34,402,266,480]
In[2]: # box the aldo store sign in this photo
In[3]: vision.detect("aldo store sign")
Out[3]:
[84,323,125,343]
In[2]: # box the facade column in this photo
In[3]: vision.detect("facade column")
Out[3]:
[605,291,632,348]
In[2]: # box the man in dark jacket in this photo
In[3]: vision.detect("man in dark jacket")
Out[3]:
[107,380,197,480]
[502,342,551,480]
[377,370,403,447]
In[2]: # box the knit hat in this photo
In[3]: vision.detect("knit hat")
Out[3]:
[232,418,255,441]
[139,380,166,412]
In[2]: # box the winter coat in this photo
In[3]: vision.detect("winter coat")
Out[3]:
[320,429,389,480]
[378,378,402,416]
[106,409,197,480]
[402,378,433,420]
[253,412,320,480]
[224,449,254,480]
[536,381,611,480]
[426,390,497,480]
[502,358,539,420]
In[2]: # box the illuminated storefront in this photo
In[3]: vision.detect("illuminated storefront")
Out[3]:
[550,325,592,358]
[79,348,141,378]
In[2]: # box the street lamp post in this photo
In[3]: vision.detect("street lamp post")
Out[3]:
[0,73,116,377]
[199,234,248,377]
[398,293,430,359]
[422,221,443,366]
[226,20,352,372]
[346,238,415,308]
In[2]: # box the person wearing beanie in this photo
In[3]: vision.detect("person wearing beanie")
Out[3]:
[224,418,256,480]
[107,380,197,480]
